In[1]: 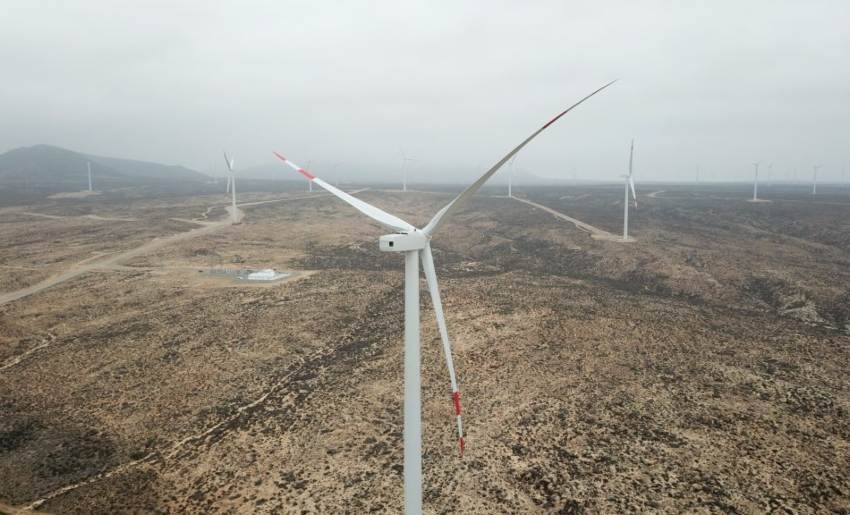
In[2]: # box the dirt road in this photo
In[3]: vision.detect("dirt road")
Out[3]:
[0,220,228,307]
[511,196,624,241]
[0,188,370,307]
[18,212,137,222]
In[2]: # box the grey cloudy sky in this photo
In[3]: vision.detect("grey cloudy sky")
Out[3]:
[2,1,848,183]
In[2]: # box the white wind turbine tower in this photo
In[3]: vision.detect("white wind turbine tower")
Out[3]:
[752,162,760,201]
[274,80,616,514]
[224,152,238,224]
[400,147,416,192]
[87,161,93,192]
[812,164,821,195]
[621,139,637,241]
[507,155,517,198]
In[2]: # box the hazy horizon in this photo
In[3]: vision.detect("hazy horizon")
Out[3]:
[2,1,848,183]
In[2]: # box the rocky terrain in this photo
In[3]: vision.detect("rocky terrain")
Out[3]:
[1,184,848,513]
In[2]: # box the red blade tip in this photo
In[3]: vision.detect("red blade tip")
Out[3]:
[453,391,462,415]
[297,168,316,180]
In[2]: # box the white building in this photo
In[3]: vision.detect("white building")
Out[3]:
[246,269,278,281]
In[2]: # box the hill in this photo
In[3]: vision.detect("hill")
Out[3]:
[0,145,207,189]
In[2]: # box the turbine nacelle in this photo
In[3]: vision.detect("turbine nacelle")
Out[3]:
[380,230,428,252]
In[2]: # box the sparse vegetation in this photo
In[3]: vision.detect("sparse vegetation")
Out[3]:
[1,185,849,512]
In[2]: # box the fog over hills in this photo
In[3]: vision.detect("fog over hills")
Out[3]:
[236,160,572,186]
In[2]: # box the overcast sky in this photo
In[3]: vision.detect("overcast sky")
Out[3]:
[2,1,848,183]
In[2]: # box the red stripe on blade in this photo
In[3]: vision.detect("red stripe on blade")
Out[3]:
[452,391,461,415]
[297,168,316,180]
[542,110,567,130]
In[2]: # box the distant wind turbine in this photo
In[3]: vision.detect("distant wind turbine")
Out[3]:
[274,79,617,515]
[622,139,638,241]
[224,152,238,224]
[330,162,341,187]
[767,163,773,188]
[812,164,821,195]
[507,155,517,197]
[696,165,700,184]
[400,147,416,192]
[752,162,760,201]
[87,161,93,192]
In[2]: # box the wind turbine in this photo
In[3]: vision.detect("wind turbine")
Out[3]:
[812,164,821,195]
[507,155,517,198]
[87,161,93,192]
[752,162,760,201]
[274,80,616,514]
[622,139,637,241]
[767,162,773,188]
[696,165,700,184]
[330,162,341,187]
[400,147,416,192]
[224,152,238,224]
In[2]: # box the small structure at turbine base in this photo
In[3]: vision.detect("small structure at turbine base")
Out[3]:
[205,267,292,283]
[246,268,287,281]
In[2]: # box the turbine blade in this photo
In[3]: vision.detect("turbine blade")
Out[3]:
[421,243,464,456]
[223,152,234,173]
[273,152,415,233]
[628,138,634,178]
[629,176,637,208]
[422,80,618,236]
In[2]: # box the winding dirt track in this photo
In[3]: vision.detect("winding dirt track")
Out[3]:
[18,212,137,222]
[0,334,54,372]
[0,189,370,308]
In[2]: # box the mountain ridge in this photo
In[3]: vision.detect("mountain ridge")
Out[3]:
[0,144,208,187]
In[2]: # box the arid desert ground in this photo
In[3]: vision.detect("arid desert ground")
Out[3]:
[1,184,849,513]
